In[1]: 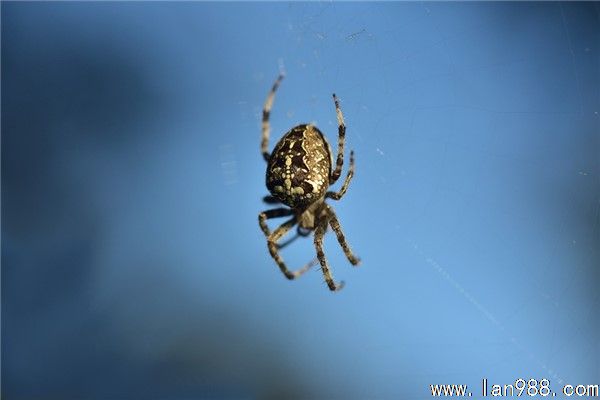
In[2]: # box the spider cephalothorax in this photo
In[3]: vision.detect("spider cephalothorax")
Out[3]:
[258,75,360,292]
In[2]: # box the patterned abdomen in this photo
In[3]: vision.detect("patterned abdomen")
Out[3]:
[266,124,332,209]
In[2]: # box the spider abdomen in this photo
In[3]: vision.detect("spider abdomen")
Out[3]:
[266,124,332,209]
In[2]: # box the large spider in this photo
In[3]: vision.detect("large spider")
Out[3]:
[258,75,360,292]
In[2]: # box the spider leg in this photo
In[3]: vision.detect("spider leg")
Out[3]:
[267,216,317,280]
[262,195,281,204]
[259,207,293,237]
[262,74,285,162]
[326,205,360,266]
[330,93,346,185]
[276,231,301,250]
[314,217,345,291]
[275,225,311,250]
[326,150,355,200]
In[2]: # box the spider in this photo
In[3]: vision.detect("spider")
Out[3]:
[258,75,360,292]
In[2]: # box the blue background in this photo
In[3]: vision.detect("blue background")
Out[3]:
[2,2,599,399]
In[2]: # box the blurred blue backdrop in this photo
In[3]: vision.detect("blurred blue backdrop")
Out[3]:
[2,2,599,399]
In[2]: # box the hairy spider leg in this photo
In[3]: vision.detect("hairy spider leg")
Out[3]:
[326,150,355,200]
[262,195,281,204]
[262,74,285,162]
[330,94,347,184]
[275,231,301,250]
[262,214,317,279]
[259,208,311,250]
[314,215,345,291]
[259,207,293,236]
[326,205,361,266]
[275,225,314,250]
